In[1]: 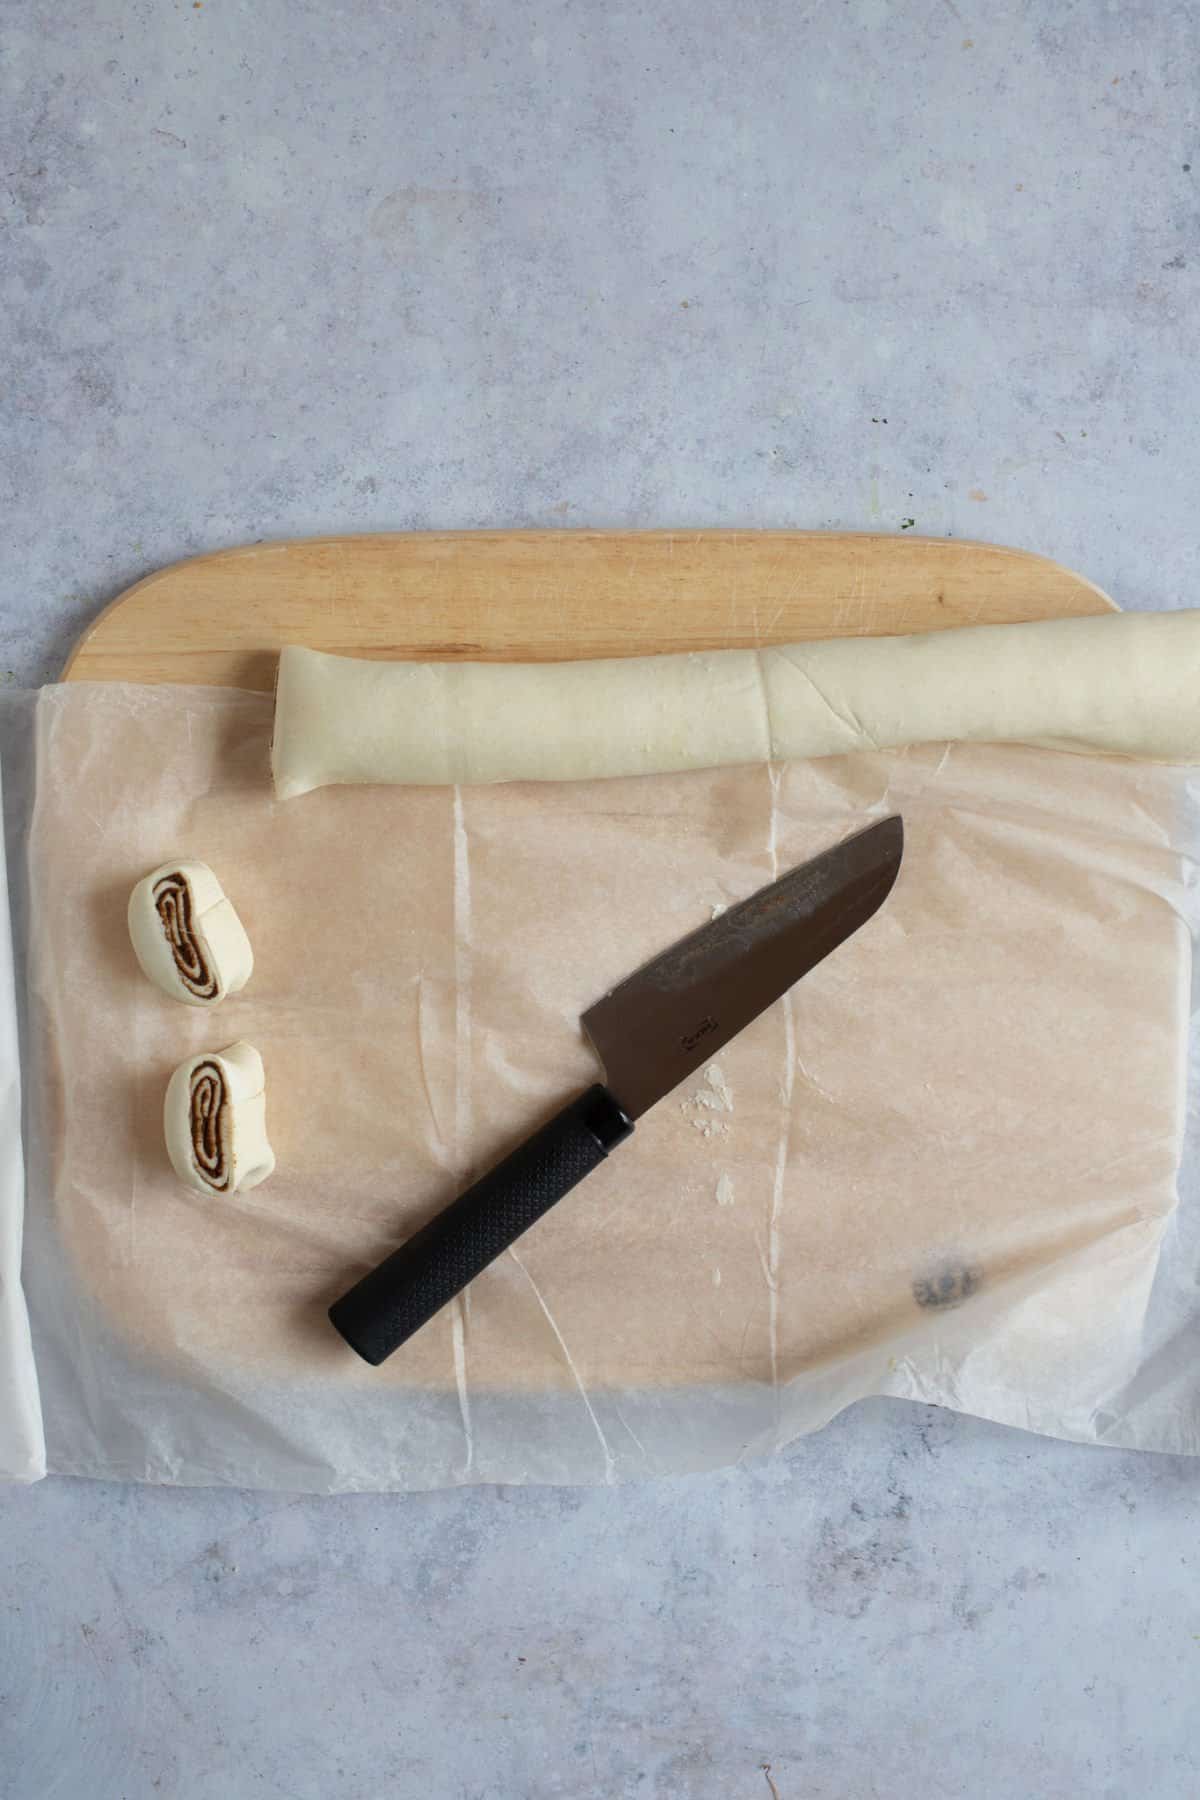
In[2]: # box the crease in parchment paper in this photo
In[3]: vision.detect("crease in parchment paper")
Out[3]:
[452,784,475,1472]
[414,974,449,1155]
[765,760,792,1411]
[9,682,1200,1491]
[452,785,474,1174]
[506,1244,617,1485]
[751,653,773,765]
[451,1295,473,1478]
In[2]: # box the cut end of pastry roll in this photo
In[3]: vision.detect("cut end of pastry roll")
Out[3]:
[129,860,253,1006]
[164,1041,275,1196]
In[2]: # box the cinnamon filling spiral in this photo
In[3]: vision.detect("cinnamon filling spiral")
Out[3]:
[189,1060,230,1190]
[153,872,218,1000]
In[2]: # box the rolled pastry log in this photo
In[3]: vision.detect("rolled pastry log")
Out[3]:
[164,1041,275,1196]
[129,860,253,1005]
[271,609,1200,796]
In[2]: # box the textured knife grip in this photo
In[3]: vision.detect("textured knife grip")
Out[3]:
[328,1085,633,1366]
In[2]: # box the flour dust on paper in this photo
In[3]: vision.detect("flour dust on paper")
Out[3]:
[677,1063,738,1205]
[680,1061,735,1142]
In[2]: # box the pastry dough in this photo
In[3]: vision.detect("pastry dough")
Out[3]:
[128,860,253,1005]
[272,610,1200,796]
[164,1041,274,1196]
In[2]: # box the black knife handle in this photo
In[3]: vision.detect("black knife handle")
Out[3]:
[328,1084,634,1365]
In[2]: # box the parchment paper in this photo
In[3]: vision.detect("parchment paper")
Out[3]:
[9,681,1200,1488]
[0,694,44,1482]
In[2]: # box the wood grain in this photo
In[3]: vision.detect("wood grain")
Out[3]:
[64,530,1117,690]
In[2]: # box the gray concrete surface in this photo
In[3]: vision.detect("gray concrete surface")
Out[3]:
[3,1,1199,1795]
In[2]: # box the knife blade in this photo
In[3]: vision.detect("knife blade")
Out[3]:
[329,813,903,1365]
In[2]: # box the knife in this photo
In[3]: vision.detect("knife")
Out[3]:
[329,813,903,1365]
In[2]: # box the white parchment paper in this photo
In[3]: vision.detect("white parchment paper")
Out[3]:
[4,681,1200,1489]
[0,692,45,1481]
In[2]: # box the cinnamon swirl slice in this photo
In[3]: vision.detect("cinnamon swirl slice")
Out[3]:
[164,1041,275,1196]
[128,860,253,1006]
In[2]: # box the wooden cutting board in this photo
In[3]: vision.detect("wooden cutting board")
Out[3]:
[63,530,1116,688]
